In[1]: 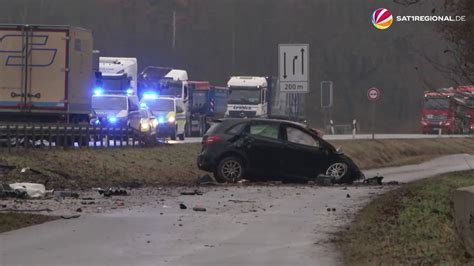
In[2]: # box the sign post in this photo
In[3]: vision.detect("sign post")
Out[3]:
[367,87,380,140]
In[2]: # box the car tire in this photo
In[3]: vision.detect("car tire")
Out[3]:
[325,162,348,183]
[215,156,245,183]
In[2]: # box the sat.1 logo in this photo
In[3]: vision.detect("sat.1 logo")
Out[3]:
[372,8,393,30]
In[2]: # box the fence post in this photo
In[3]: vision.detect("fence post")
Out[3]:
[15,125,19,150]
[63,125,68,148]
[113,127,117,147]
[438,121,442,137]
[86,126,90,148]
[93,127,97,148]
[23,125,28,149]
[56,125,60,149]
[48,126,52,149]
[330,120,335,135]
[39,125,44,147]
[352,119,357,139]
[7,125,11,152]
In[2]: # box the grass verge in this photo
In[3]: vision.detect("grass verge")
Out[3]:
[0,213,58,233]
[341,171,474,265]
[0,138,473,189]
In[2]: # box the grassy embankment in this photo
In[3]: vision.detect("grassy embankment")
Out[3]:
[0,138,473,189]
[341,171,474,265]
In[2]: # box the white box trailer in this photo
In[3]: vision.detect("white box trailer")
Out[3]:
[0,24,93,123]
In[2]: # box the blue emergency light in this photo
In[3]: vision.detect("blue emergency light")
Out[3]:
[108,116,118,123]
[94,87,104,96]
[143,92,159,100]
[158,117,165,124]
[140,102,148,109]
[126,88,134,95]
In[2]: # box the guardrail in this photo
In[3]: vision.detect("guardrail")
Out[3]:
[0,123,156,151]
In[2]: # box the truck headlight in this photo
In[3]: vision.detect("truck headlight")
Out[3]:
[168,116,176,123]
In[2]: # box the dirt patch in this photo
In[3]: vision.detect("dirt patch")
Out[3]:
[0,213,58,233]
[341,171,474,265]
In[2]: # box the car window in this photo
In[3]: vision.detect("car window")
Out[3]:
[250,122,280,140]
[226,122,247,135]
[286,126,319,147]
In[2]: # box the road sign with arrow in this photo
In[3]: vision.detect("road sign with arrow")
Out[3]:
[279,44,309,93]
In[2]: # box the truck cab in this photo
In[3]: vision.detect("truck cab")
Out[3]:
[139,93,186,140]
[99,57,138,94]
[227,76,268,118]
[421,89,469,134]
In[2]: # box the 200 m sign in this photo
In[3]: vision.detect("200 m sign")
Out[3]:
[281,82,308,93]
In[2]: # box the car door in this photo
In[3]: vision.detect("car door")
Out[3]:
[282,124,329,178]
[243,120,286,177]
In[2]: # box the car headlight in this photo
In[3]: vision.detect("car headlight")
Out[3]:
[141,121,150,131]
[168,116,176,123]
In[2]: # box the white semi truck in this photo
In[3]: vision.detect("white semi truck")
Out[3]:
[227,76,304,120]
[0,24,94,123]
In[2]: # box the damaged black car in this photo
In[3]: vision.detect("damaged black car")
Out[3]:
[197,118,364,183]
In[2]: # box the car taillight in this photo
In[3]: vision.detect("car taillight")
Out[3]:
[203,135,221,145]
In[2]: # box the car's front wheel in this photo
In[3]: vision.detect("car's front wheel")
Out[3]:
[215,156,245,183]
[325,162,348,182]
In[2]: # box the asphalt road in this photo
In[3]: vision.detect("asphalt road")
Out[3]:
[1,154,474,266]
[171,134,473,144]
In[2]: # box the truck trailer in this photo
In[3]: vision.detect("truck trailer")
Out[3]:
[0,24,94,123]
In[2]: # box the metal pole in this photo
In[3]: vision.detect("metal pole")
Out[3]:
[371,102,376,140]
[172,11,176,49]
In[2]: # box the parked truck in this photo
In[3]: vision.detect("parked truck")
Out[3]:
[421,88,470,134]
[226,76,305,121]
[138,67,227,137]
[454,86,474,133]
[0,24,94,123]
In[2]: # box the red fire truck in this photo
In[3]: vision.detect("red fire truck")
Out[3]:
[421,88,470,134]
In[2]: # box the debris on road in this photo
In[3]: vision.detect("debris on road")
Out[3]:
[9,183,52,198]
[0,164,16,173]
[98,188,128,197]
[0,184,27,198]
[76,208,83,213]
[180,203,187,210]
[365,176,384,185]
[315,175,335,186]
[180,190,203,196]
[228,199,256,203]
[61,214,81,219]
[196,174,218,186]
[193,206,207,212]
[54,191,80,199]
[346,194,351,198]
[387,181,400,186]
